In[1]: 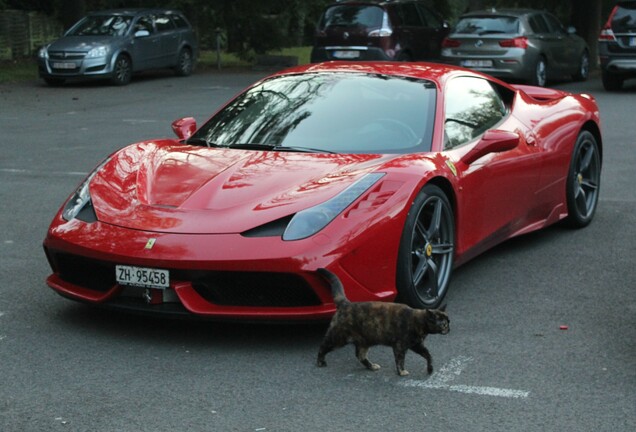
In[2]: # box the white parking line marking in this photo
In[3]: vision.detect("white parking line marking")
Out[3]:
[0,168,87,176]
[399,356,530,399]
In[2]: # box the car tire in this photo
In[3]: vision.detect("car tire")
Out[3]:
[572,51,589,82]
[601,70,623,91]
[564,130,601,228]
[175,48,193,77]
[110,54,132,86]
[396,184,455,309]
[530,56,547,87]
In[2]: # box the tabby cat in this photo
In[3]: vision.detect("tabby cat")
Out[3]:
[316,268,450,376]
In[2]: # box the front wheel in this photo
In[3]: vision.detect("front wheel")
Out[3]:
[110,54,132,86]
[396,184,455,309]
[530,56,547,87]
[565,131,601,228]
[572,51,589,82]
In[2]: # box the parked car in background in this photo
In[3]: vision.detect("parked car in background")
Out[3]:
[38,9,197,86]
[598,0,636,90]
[310,0,449,62]
[440,9,589,87]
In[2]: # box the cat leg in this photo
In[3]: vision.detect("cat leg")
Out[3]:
[356,345,380,371]
[316,331,347,367]
[410,342,433,374]
[392,346,409,376]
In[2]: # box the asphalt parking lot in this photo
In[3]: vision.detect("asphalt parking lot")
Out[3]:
[0,69,634,431]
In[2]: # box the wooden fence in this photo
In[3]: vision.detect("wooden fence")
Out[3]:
[0,10,63,60]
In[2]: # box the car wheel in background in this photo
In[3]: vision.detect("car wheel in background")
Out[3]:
[175,48,193,77]
[565,130,601,228]
[530,56,547,87]
[601,70,623,91]
[572,50,589,81]
[110,54,132,86]
[397,184,455,309]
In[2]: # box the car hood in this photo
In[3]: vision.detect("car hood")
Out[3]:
[48,36,121,51]
[89,140,398,234]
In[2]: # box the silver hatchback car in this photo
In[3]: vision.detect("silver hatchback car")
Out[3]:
[38,9,197,86]
[440,9,589,87]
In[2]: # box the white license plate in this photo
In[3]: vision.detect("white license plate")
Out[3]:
[52,62,77,69]
[332,50,360,59]
[630,37,636,47]
[462,60,493,68]
[116,265,169,289]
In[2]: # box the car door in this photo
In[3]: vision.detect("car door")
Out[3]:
[394,2,428,60]
[542,13,578,73]
[130,15,162,70]
[442,77,542,253]
[154,13,179,67]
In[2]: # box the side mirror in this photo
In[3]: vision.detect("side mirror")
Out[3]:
[171,117,197,140]
[460,130,520,165]
[134,29,150,38]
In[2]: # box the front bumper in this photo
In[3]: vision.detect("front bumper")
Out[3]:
[43,215,399,321]
[38,55,115,80]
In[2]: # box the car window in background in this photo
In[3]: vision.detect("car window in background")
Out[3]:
[444,77,507,149]
[611,2,636,32]
[171,14,189,29]
[543,13,566,34]
[400,3,424,26]
[319,5,384,29]
[155,14,175,32]
[417,4,442,27]
[454,16,519,35]
[68,15,132,36]
[135,16,153,34]
[528,14,550,34]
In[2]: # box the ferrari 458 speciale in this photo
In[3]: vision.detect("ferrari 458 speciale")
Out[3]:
[44,61,602,320]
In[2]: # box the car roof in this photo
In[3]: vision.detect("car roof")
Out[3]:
[86,9,184,16]
[270,61,509,90]
[459,8,540,18]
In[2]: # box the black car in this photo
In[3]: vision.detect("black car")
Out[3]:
[38,9,197,86]
[310,0,449,62]
[599,1,636,90]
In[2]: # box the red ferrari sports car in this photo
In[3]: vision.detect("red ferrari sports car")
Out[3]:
[43,62,602,320]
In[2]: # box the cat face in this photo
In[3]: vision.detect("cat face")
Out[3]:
[426,310,450,335]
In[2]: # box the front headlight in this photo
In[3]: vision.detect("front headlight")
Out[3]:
[62,157,111,221]
[38,46,49,59]
[282,173,385,241]
[86,46,108,58]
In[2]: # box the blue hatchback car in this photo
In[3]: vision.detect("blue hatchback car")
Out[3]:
[38,9,197,86]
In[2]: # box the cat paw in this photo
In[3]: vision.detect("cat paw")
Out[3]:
[398,369,410,377]
[370,363,381,371]
[317,359,327,367]
[427,365,434,375]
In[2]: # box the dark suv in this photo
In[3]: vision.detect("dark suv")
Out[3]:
[310,0,449,62]
[599,1,636,90]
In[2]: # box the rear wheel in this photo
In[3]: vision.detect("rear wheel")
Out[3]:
[572,51,589,81]
[174,48,193,76]
[601,70,623,91]
[565,131,601,228]
[396,184,455,309]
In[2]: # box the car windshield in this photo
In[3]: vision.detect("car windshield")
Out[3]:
[191,73,436,154]
[454,16,520,35]
[319,5,384,29]
[67,15,133,36]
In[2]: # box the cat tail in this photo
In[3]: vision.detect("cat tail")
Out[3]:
[317,268,349,307]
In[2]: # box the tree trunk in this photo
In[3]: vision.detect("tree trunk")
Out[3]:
[570,0,601,69]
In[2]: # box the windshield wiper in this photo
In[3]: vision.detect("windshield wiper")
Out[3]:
[227,143,336,154]
[184,137,222,147]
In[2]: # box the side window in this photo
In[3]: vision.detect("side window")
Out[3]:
[171,14,189,29]
[399,3,424,26]
[543,13,566,35]
[134,16,154,34]
[528,14,549,34]
[155,14,175,32]
[444,77,507,149]
[417,5,441,28]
